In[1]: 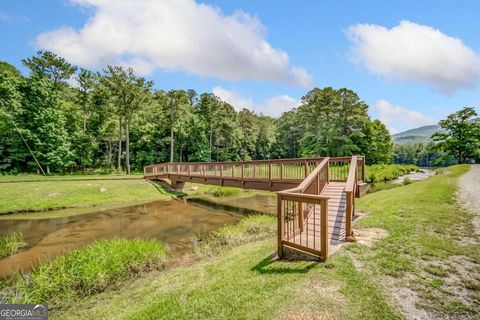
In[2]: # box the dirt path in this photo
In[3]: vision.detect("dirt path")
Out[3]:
[458,165,480,236]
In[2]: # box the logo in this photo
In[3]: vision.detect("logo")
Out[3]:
[0,304,48,320]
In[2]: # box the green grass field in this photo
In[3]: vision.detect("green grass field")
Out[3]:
[0,175,172,214]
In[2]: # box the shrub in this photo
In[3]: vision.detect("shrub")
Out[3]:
[13,239,165,306]
[0,233,25,258]
[365,164,419,183]
[210,187,241,197]
[403,178,413,185]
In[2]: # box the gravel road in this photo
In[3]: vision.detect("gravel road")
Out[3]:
[458,165,480,235]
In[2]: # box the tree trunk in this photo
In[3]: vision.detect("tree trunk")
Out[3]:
[170,125,174,163]
[83,101,87,132]
[118,118,122,172]
[46,165,50,175]
[125,118,130,175]
[209,124,213,161]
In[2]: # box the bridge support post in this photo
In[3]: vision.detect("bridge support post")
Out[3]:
[171,180,186,192]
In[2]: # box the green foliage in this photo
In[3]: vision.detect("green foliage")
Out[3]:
[22,51,77,89]
[0,232,25,258]
[13,239,165,306]
[365,164,418,182]
[432,107,480,163]
[209,187,241,197]
[394,142,456,167]
[367,120,393,164]
[1,52,419,175]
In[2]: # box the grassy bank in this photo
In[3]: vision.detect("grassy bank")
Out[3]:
[8,239,165,308]
[365,164,419,182]
[0,233,25,258]
[0,175,173,214]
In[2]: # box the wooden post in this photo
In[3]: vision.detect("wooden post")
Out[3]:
[268,161,272,180]
[362,158,365,182]
[277,195,284,258]
[346,191,352,238]
[280,164,284,179]
[304,160,308,178]
[253,164,256,178]
[220,163,223,177]
[188,164,191,175]
[177,164,180,174]
[232,164,235,177]
[326,159,330,183]
[298,202,303,232]
[241,163,244,179]
[320,198,328,261]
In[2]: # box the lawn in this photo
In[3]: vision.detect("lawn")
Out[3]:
[354,164,480,317]
[0,175,173,214]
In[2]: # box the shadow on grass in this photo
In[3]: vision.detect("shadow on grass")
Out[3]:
[146,180,186,197]
[252,253,317,274]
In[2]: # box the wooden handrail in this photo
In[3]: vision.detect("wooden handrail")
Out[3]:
[345,155,358,192]
[277,158,329,194]
[144,156,326,169]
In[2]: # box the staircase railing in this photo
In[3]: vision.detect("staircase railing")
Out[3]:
[276,158,330,260]
[345,155,360,239]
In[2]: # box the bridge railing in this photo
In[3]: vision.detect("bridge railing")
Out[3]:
[144,157,326,181]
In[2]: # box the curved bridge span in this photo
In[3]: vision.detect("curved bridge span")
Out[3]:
[144,156,366,261]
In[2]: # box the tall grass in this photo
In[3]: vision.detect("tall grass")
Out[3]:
[0,232,25,258]
[365,164,419,183]
[12,239,165,306]
[198,215,276,255]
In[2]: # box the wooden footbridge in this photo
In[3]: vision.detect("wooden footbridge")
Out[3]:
[144,156,366,261]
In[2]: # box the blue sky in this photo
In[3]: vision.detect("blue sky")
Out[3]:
[1,0,479,133]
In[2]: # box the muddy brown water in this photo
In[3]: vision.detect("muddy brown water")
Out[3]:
[0,199,259,278]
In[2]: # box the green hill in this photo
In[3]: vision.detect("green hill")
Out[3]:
[392,125,442,145]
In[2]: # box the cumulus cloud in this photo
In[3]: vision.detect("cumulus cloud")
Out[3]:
[35,0,312,87]
[347,20,480,94]
[212,86,300,118]
[375,99,436,133]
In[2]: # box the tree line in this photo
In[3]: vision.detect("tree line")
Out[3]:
[2,51,398,174]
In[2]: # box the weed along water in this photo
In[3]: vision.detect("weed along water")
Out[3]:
[0,200,241,278]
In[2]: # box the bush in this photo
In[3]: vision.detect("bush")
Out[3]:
[210,187,241,197]
[403,178,413,185]
[0,233,25,258]
[13,239,165,306]
[365,164,419,183]
[198,215,276,255]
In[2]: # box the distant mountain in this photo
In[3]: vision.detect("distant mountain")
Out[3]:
[392,125,443,145]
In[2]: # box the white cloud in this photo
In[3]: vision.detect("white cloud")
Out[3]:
[35,0,312,87]
[212,86,300,118]
[347,20,480,94]
[375,99,436,133]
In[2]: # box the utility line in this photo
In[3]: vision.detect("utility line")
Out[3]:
[0,101,46,175]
